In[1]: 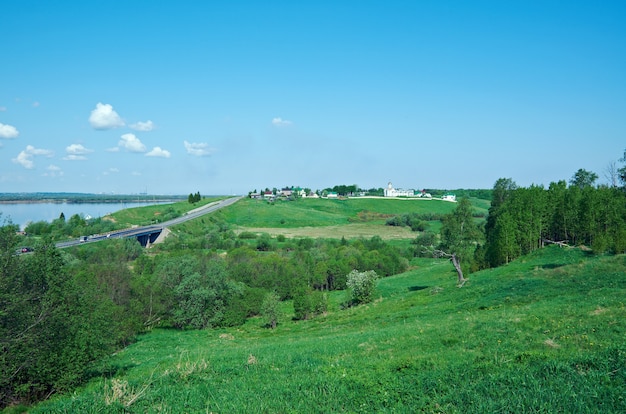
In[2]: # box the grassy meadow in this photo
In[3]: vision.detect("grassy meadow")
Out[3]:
[28,246,625,413]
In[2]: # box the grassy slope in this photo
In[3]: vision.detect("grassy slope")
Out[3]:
[215,197,460,228]
[31,247,626,413]
[105,197,224,228]
[204,196,470,240]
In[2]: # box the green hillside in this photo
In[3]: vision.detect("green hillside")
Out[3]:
[29,247,626,413]
[214,197,463,228]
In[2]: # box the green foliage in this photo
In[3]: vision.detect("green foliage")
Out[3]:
[385,212,432,231]
[27,245,626,413]
[411,231,437,257]
[188,191,201,204]
[172,259,243,329]
[293,288,328,320]
[439,197,483,274]
[261,291,281,329]
[0,236,129,407]
[570,168,598,189]
[485,177,626,267]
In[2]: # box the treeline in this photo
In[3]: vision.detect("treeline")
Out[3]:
[483,178,626,267]
[0,217,408,407]
[25,214,118,239]
[188,191,202,204]
[24,206,183,240]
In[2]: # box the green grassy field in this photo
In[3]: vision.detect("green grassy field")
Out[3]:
[28,247,626,413]
[215,197,461,228]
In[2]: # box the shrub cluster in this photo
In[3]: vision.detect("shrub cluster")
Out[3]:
[385,213,432,231]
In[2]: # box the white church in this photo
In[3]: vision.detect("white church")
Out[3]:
[383,182,415,197]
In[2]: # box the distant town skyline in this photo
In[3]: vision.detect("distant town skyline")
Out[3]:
[1,1,625,195]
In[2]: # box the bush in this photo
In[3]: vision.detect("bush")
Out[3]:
[345,270,378,306]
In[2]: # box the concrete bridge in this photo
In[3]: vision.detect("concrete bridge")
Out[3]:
[56,196,242,249]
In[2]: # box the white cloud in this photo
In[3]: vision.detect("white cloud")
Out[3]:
[64,144,94,160]
[184,140,216,156]
[89,102,125,130]
[0,123,19,139]
[32,101,40,108]
[146,147,171,158]
[106,146,120,152]
[118,133,147,153]
[129,120,155,131]
[0,106,7,112]
[63,155,88,161]
[12,145,54,169]
[272,117,292,127]
[103,167,120,176]
[43,164,63,177]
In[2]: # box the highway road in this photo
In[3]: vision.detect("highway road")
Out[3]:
[56,196,243,249]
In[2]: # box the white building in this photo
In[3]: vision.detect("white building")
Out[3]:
[384,182,415,197]
[442,193,457,202]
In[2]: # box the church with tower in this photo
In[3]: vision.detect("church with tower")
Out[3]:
[383,182,415,197]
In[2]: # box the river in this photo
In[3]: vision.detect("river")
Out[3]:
[0,202,171,230]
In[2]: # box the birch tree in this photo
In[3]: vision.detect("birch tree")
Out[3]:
[437,198,482,287]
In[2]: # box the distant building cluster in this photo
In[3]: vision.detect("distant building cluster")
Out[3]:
[383,182,434,199]
[249,182,456,202]
[249,187,319,201]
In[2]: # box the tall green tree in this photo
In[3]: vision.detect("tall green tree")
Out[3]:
[261,291,281,329]
[570,168,598,189]
[437,197,482,286]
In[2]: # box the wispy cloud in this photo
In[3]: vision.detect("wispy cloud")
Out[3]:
[129,120,155,131]
[0,106,7,112]
[12,145,54,169]
[0,122,19,139]
[103,167,120,176]
[89,102,125,130]
[43,164,63,177]
[63,143,94,160]
[146,147,171,158]
[184,140,216,156]
[118,133,147,153]
[272,117,292,127]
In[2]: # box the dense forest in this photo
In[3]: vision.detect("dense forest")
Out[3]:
[1,152,625,409]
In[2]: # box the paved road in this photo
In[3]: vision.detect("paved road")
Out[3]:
[56,196,243,248]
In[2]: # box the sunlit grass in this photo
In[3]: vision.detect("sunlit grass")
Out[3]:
[215,197,460,228]
[31,247,626,413]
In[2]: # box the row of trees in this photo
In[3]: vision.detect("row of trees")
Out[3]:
[483,177,626,267]
[413,159,626,284]
[25,213,117,239]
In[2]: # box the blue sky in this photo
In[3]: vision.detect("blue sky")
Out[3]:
[1,1,625,195]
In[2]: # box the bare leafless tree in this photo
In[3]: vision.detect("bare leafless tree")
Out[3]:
[604,161,619,188]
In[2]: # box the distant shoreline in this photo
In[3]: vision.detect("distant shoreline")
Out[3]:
[0,193,187,204]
